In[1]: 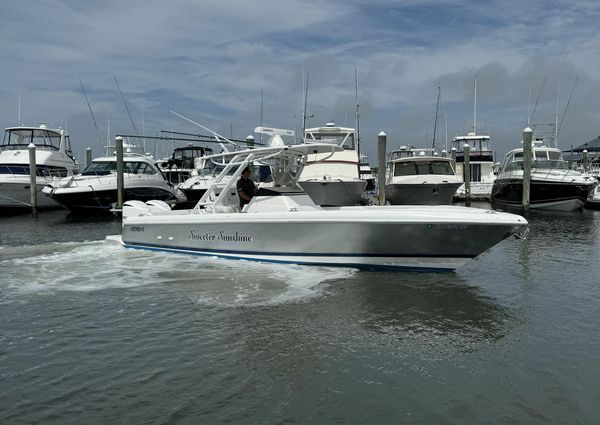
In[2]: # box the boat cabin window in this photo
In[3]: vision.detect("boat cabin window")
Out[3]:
[0,164,69,177]
[306,133,355,150]
[2,128,62,151]
[394,160,454,176]
[82,160,157,175]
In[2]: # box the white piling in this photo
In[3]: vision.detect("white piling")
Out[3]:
[115,136,124,212]
[28,143,38,215]
[377,131,387,206]
[86,147,92,168]
[522,127,533,211]
[463,143,471,206]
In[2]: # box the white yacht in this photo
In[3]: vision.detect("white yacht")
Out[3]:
[114,137,528,272]
[385,146,462,205]
[491,141,595,211]
[43,141,182,214]
[298,123,367,206]
[359,153,376,192]
[453,77,497,200]
[0,124,78,210]
[451,133,496,200]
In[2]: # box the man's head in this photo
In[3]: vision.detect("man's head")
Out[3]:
[242,167,252,177]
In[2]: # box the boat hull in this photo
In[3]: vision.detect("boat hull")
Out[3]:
[0,177,62,209]
[491,178,593,211]
[46,186,178,214]
[298,180,366,206]
[385,182,462,205]
[121,206,526,272]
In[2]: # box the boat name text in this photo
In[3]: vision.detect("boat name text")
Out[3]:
[130,226,145,232]
[189,229,253,243]
[428,224,467,230]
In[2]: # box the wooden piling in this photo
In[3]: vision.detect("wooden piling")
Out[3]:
[28,143,37,215]
[377,131,387,206]
[522,127,533,211]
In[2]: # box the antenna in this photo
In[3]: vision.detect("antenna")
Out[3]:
[529,75,547,128]
[18,93,22,125]
[114,76,139,136]
[259,89,264,145]
[169,110,240,152]
[554,83,560,147]
[79,77,103,144]
[355,67,361,162]
[432,86,441,150]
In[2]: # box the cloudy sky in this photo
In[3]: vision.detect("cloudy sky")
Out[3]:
[1,0,600,163]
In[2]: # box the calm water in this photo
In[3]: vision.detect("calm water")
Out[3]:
[1,207,599,424]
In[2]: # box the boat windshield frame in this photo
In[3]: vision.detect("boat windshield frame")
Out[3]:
[1,127,65,152]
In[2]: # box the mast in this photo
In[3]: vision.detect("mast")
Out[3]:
[302,71,310,138]
[473,76,477,134]
[18,93,21,125]
[432,86,441,150]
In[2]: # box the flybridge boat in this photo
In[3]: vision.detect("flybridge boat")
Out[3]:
[298,123,367,206]
[451,133,497,200]
[491,142,595,211]
[385,147,462,205]
[117,138,528,272]
[43,141,182,214]
[0,124,78,209]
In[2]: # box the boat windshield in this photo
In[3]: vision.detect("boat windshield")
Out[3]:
[505,150,568,171]
[82,160,157,175]
[2,128,62,151]
[394,160,454,176]
[306,132,355,150]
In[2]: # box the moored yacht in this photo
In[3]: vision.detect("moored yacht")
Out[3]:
[453,77,497,200]
[0,124,78,210]
[491,141,595,211]
[298,123,367,206]
[451,133,496,200]
[385,146,462,205]
[43,141,182,214]
[115,135,528,272]
[158,145,213,186]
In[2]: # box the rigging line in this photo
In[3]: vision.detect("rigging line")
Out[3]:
[79,77,103,144]
[114,76,139,136]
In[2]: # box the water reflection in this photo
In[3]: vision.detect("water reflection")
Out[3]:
[349,273,511,347]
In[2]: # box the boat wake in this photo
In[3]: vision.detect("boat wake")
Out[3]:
[0,240,355,304]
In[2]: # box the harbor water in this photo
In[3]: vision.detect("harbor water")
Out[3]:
[1,207,599,424]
